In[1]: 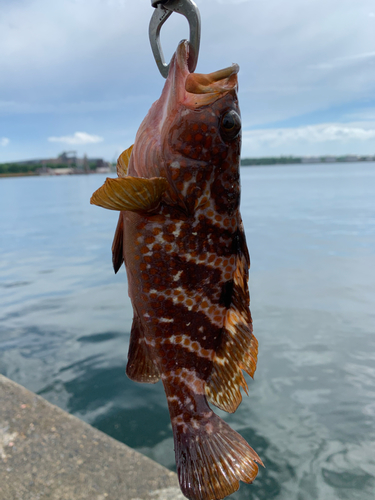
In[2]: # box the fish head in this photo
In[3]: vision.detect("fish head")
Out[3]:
[163,40,241,165]
[131,41,242,207]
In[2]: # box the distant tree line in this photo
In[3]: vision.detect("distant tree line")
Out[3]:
[241,155,374,165]
[0,163,41,175]
[241,156,302,166]
[0,162,99,176]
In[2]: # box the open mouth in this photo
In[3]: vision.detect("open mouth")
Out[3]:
[174,41,239,107]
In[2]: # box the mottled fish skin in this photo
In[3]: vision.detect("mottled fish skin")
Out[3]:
[92,40,262,500]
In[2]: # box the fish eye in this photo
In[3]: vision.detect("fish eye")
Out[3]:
[220,110,241,141]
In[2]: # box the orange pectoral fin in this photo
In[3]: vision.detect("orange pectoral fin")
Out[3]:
[90,176,169,212]
[116,144,133,178]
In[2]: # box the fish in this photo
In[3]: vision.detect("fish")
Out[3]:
[91,40,263,500]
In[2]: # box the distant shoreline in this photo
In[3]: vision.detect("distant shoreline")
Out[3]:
[240,155,375,166]
[1,156,374,178]
[0,170,110,179]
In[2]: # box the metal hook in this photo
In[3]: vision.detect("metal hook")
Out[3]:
[149,0,201,78]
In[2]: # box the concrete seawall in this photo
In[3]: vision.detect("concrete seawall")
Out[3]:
[0,374,183,500]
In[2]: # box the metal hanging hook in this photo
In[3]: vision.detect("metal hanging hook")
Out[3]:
[149,0,201,78]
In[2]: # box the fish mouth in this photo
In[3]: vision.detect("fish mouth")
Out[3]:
[173,40,239,107]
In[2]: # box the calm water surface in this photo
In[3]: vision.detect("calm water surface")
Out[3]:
[1,163,374,499]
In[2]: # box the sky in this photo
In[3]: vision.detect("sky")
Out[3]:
[1,0,375,162]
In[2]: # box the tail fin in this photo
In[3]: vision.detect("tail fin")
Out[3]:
[173,411,263,500]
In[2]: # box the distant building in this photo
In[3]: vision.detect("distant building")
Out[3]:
[301,156,321,163]
[345,155,359,162]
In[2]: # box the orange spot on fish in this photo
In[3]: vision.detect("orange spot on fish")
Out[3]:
[204,136,212,149]
[171,168,179,180]
[145,236,155,244]
[163,234,174,243]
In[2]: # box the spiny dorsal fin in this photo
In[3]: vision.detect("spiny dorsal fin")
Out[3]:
[206,247,258,414]
[117,144,133,178]
[112,213,124,274]
[90,176,168,212]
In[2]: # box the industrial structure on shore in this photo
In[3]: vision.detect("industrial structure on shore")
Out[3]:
[0,151,113,176]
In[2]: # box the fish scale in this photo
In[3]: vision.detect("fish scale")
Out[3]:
[91,40,262,500]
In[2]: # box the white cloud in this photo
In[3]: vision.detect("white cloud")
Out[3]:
[310,51,375,70]
[244,124,375,146]
[346,108,375,121]
[242,122,375,156]
[0,137,10,147]
[48,132,104,145]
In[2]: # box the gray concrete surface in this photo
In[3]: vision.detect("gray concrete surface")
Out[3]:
[0,374,184,500]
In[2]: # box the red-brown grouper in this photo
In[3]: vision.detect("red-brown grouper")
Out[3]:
[91,40,263,500]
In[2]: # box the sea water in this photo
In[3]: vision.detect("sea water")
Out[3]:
[1,163,374,499]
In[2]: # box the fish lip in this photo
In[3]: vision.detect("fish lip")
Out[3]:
[172,40,239,107]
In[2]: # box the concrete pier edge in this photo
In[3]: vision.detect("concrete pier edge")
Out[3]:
[0,374,184,500]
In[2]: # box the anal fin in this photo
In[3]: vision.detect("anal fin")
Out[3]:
[112,213,124,274]
[126,315,160,384]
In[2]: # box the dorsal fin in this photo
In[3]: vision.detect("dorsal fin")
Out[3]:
[126,315,160,384]
[112,214,124,274]
[206,227,257,413]
[117,144,133,178]
[90,176,168,213]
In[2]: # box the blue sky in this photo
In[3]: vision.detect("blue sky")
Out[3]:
[1,0,375,162]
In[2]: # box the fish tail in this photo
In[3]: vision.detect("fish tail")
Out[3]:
[172,408,263,500]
